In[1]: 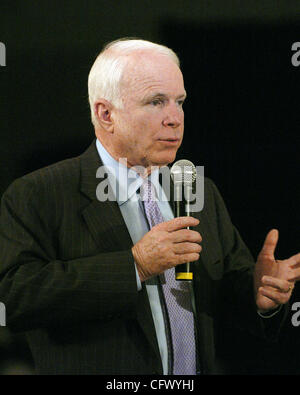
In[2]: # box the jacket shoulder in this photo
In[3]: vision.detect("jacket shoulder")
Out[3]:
[4,156,81,197]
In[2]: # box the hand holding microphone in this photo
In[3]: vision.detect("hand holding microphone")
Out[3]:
[132,216,202,283]
[132,159,201,283]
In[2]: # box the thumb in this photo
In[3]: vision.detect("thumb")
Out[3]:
[259,229,279,259]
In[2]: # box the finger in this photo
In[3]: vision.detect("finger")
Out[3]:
[259,286,291,305]
[172,229,202,243]
[158,216,199,232]
[176,252,200,265]
[261,276,294,293]
[285,266,300,283]
[259,229,279,258]
[288,252,300,267]
[173,242,202,255]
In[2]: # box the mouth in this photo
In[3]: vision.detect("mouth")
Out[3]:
[158,138,180,145]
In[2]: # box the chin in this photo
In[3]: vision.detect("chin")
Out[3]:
[153,152,177,167]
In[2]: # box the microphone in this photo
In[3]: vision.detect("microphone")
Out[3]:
[170,159,197,281]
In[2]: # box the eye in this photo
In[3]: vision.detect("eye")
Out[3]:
[150,98,164,106]
[177,99,185,107]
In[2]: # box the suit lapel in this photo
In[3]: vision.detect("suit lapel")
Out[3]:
[80,140,133,251]
[79,140,162,367]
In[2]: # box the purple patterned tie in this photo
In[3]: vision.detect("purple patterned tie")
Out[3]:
[140,179,196,375]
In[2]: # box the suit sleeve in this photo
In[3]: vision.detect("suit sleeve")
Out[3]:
[0,178,139,332]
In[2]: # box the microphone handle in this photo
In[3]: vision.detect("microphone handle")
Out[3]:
[174,197,193,281]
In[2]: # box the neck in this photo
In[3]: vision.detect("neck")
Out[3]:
[95,135,158,178]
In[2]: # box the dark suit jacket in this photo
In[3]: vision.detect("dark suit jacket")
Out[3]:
[0,140,282,374]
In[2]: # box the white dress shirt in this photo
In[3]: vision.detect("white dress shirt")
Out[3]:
[96,138,174,374]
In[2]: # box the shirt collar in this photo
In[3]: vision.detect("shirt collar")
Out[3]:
[96,138,160,206]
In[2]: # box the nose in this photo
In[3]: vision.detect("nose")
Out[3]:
[162,102,183,128]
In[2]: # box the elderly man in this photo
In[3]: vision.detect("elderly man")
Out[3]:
[0,38,299,375]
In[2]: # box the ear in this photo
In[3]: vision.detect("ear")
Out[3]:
[94,99,114,132]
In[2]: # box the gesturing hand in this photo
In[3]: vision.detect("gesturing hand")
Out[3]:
[254,229,300,312]
[132,216,202,282]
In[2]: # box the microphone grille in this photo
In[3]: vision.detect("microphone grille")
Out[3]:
[170,159,197,184]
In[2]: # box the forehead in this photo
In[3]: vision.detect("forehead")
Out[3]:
[121,51,185,99]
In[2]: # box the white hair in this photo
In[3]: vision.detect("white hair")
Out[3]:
[87,38,180,127]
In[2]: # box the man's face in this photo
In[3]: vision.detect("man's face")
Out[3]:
[110,52,186,173]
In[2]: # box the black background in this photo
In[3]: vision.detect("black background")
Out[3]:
[0,0,299,374]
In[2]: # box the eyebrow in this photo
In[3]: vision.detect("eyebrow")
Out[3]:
[143,92,187,102]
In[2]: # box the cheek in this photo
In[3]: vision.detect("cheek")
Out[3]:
[117,115,139,143]
[133,117,158,145]
[141,115,163,139]
[118,111,163,151]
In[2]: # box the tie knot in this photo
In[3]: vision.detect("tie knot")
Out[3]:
[140,179,157,202]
